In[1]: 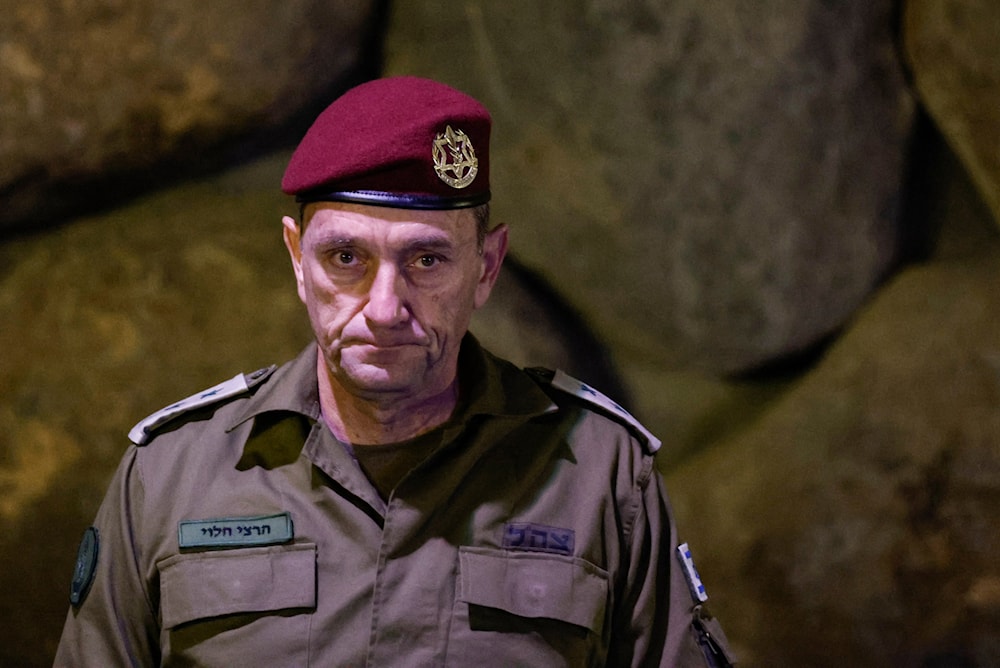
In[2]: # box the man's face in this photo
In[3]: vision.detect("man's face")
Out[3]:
[283,202,507,404]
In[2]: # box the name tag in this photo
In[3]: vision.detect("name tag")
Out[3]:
[178,512,294,549]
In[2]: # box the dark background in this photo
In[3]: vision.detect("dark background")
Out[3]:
[2,1,999,665]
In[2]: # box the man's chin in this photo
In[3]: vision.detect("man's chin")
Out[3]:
[336,355,425,396]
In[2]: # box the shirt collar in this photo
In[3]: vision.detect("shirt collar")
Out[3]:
[226,342,322,433]
[452,334,557,423]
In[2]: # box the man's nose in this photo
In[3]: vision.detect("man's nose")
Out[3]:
[363,262,408,325]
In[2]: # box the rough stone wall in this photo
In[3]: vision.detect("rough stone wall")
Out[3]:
[385,1,914,377]
[669,137,1000,665]
[905,0,1000,228]
[2,1,1000,666]
[0,0,381,234]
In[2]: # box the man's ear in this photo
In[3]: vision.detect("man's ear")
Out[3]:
[282,215,306,303]
[474,223,509,309]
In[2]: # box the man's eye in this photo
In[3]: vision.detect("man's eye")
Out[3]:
[415,255,439,268]
[335,251,356,265]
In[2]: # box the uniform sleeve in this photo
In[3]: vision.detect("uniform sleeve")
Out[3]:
[608,461,736,667]
[54,446,161,667]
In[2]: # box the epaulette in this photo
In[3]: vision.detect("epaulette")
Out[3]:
[127,365,278,446]
[526,368,662,453]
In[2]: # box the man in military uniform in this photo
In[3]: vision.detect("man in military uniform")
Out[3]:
[55,76,734,666]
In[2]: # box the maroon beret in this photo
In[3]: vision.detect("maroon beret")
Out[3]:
[282,76,491,210]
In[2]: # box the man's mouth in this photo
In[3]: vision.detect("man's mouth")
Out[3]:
[345,340,423,353]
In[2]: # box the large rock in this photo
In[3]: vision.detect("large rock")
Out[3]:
[0,150,617,666]
[904,0,1000,229]
[383,1,915,380]
[0,0,380,235]
[666,145,1000,666]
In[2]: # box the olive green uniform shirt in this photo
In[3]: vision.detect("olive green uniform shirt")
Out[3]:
[55,337,732,666]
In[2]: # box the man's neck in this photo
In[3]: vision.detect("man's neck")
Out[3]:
[315,357,458,445]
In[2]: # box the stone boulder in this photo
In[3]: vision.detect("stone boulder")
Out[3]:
[904,0,1000,230]
[383,0,916,380]
[0,0,381,235]
[666,143,1000,667]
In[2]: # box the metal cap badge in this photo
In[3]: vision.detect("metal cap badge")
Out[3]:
[433,125,478,189]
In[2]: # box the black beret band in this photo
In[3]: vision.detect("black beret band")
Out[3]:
[295,189,492,210]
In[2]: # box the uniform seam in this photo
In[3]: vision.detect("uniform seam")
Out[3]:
[621,446,655,545]
[129,448,159,625]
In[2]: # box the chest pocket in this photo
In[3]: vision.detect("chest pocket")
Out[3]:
[159,543,317,629]
[157,543,316,666]
[448,546,609,667]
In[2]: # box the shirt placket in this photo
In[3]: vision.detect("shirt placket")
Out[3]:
[363,417,532,667]
[300,422,388,666]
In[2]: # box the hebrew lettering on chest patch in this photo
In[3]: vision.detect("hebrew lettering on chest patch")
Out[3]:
[178,512,294,549]
[502,522,575,556]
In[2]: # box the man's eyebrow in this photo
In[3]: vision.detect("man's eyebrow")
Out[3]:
[310,234,357,248]
[307,233,460,255]
[401,236,457,254]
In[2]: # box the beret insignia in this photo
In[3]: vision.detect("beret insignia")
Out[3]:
[432,125,478,189]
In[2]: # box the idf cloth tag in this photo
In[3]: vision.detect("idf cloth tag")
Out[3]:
[179,512,293,549]
[677,542,709,604]
[502,522,575,556]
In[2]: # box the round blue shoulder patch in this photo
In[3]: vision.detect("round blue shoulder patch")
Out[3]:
[70,527,99,606]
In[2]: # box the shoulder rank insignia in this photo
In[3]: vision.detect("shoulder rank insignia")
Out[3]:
[537,368,662,453]
[128,366,276,446]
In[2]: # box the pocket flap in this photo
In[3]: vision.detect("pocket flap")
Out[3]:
[458,547,608,633]
[159,543,316,629]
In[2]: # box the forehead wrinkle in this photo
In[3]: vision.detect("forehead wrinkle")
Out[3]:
[303,206,476,255]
